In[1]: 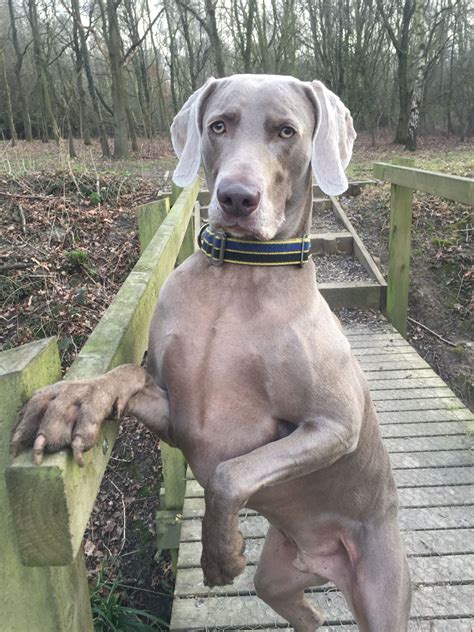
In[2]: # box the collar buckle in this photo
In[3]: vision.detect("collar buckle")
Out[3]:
[210,230,227,266]
[300,236,309,267]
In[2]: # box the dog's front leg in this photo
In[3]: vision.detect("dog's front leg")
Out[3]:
[11,365,170,465]
[201,415,361,586]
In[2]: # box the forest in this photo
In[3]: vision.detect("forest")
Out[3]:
[0,0,473,157]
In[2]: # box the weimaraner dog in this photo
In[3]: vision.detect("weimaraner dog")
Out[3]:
[11,75,411,631]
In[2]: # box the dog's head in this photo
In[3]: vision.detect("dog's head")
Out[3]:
[171,74,356,240]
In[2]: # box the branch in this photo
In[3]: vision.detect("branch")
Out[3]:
[174,0,210,35]
[408,316,456,347]
[123,7,164,64]
[96,88,113,115]
[375,0,401,52]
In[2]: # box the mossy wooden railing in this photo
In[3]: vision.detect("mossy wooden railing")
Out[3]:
[373,160,473,337]
[2,179,199,630]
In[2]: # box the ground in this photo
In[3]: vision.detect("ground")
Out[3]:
[1,132,472,629]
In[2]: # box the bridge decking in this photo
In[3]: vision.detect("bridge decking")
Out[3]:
[169,318,474,631]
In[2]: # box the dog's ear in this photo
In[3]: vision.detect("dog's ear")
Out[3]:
[306,80,356,196]
[171,78,216,187]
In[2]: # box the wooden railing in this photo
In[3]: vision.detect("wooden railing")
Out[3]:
[1,179,200,630]
[373,160,473,337]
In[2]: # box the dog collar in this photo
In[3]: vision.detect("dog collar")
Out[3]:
[198,224,312,267]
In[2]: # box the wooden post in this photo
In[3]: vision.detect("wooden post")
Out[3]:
[193,201,201,252]
[6,180,200,568]
[0,339,93,631]
[136,187,195,569]
[170,182,182,206]
[386,157,415,337]
[137,197,170,251]
[177,214,195,264]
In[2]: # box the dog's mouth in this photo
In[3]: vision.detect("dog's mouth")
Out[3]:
[212,217,275,242]
[209,199,282,242]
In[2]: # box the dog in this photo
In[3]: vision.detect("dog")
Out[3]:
[11,74,411,631]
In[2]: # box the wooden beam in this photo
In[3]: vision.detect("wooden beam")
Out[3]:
[373,162,474,206]
[318,281,382,310]
[331,197,387,288]
[5,179,200,567]
[137,197,170,251]
[0,339,93,630]
[384,157,415,337]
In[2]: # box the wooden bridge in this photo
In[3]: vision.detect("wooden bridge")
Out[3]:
[1,164,473,631]
[170,316,474,630]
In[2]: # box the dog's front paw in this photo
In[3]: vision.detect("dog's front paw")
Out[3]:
[201,528,246,587]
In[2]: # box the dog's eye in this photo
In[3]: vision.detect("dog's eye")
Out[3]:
[279,126,296,139]
[210,121,226,134]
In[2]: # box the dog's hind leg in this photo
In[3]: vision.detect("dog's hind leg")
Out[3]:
[337,521,411,632]
[254,525,326,632]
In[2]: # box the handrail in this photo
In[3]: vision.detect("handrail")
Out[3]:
[374,160,473,336]
[5,179,199,567]
[374,162,473,206]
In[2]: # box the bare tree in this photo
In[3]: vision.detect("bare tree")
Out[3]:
[0,46,17,145]
[7,0,32,140]
[376,0,415,144]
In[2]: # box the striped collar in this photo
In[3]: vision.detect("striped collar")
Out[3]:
[198,224,312,267]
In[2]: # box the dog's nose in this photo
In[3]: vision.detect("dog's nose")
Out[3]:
[217,180,261,217]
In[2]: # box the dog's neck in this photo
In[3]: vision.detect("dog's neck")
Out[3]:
[275,168,313,240]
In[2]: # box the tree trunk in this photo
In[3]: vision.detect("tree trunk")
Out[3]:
[72,21,91,145]
[28,0,60,143]
[204,0,225,76]
[106,0,129,158]
[126,106,139,151]
[7,0,32,141]
[395,49,410,144]
[71,0,110,156]
[0,48,17,146]
[406,0,427,151]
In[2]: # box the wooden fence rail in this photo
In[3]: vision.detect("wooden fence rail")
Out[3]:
[373,161,473,337]
[2,179,199,630]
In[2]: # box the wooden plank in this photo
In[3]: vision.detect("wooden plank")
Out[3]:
[384,435,470,451]
[184,449,473,472]
[137,197,170,251]
[0,339,93,630]
[374,397,464,412]
[378,408,473,423]
[349,338,410,349]
[177,528,474,570]
[390,450,473,468]
[373,162,474,206]
[371,387,455,401]
[181,484,472,518]
[318,281,381,310]
[174,554,474,596]
[5,180,200,567]
[352,346,426,356]
[357,354,430,368]
[185,467,473,496]
[137,196,190,513]
[345,333,404,342]
[364,368,441,380]
[386,165,414,336]
[160,444,187,510]
[369,377,448,390]
[381,421,467,437]
[345,328,395,337]
[234,624,474,632]
[180,504,474,542]
[170,584,474,629]
[332,196,387,287]
[186,446,474,472]
[310,232,353,255]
